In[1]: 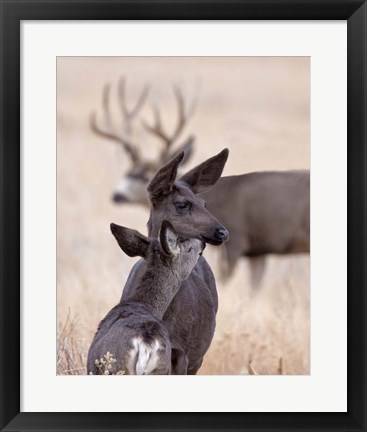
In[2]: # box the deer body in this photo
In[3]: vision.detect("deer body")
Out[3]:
[200,170,310,276]
[87,301,172,375]
[87,221,204,375]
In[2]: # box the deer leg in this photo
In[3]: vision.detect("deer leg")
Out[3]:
[187,359,203,375]
[171,348,189,375]
[220,240,243,281]
[248,255,267,289]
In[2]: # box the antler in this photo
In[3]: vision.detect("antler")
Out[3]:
[90,78,150,164]
[118,77,150,135]
[142,84,198,160]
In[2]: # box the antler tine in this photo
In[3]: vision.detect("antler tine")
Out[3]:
[171,81,200,143]
[142,104,171,147]
[118,77,150,134]
[90,83,115,140]
[90,82,141,164]
[102,82,114,130]
[130,83,150,119]
[170,84,188,144]
[185,79,200,120]
[117,77,128,115]
[142,84,197,158]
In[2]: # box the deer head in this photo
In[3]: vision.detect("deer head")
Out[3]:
[111,220,205,284]
[90,78,197,205]
[147,149,230,246]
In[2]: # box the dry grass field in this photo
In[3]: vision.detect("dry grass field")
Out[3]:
[57,57,310,375]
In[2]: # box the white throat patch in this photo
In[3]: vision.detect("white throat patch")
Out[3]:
[115,177,148,203]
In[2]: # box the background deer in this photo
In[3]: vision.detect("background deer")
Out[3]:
[121,149,229,374]
[87,221,205,375]
[91,79,310,282]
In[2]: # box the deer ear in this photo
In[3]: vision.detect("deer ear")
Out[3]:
[147,152,184,203]
[160,221,179,256]
[178,148,229,194]
[165,136,195,166]
[110,223,150,258]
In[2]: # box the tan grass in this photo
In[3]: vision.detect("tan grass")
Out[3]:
[57,309,88,375]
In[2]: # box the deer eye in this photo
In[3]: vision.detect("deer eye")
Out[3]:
[175,202,190,212]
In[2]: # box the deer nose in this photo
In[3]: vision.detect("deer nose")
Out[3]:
[112,193,127,203]
[215,228,229,241]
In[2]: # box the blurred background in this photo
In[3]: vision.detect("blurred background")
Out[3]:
[57,57,310,375]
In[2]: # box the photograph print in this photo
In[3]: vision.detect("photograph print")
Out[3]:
[57,56,310,376]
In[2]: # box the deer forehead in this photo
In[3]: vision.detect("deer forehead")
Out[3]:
[173,183,205,206]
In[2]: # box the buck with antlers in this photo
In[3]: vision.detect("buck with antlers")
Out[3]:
[90,78,195,205]
[91,79,310,282]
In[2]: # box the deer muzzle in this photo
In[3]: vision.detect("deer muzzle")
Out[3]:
[215,228,229,242]
[202,227,229,246]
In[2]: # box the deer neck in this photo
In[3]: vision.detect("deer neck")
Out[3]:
[128,252,181,319]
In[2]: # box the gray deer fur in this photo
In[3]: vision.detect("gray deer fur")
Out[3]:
[121,149,229,374]
[87,220,204,375]
[200,170,310,280]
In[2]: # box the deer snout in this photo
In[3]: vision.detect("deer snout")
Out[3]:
[112,192,128,203]
[215,227,229,242]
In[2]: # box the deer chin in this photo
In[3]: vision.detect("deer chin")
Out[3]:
[201,236,225,246]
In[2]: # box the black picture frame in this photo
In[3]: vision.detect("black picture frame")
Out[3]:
[1,1,366,431]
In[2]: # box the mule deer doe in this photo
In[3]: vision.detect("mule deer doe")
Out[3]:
[121,149,229,374]
[87,221,205,375]
[91,79,310,283]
